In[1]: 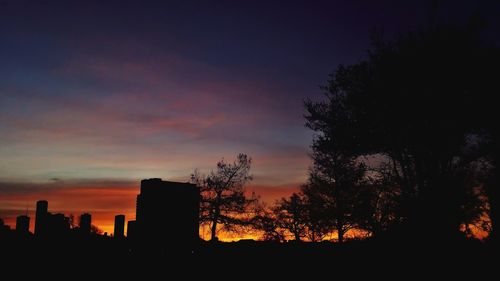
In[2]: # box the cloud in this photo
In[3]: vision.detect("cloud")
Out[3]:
[0,178,137,196]
[246,183,301,203]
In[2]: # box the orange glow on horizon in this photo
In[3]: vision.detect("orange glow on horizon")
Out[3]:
[0,183,298,237]
[1,184,490,241]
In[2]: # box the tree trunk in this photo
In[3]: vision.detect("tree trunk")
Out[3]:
[294,231,301,241]
[210,192,222,242]
[337,219,345,243]
[338,228,344,243]
[210,220,218,242]
[210,205,220,242]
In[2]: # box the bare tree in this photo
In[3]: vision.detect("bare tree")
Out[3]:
[191,153,254,241]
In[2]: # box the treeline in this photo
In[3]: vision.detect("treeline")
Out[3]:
[195,21,499,243]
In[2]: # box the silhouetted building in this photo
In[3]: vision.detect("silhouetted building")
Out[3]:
[114,215,125,239]
[35,200,48,237]
[0,218,11,234]
[135,178,199,252]
[127,220,136,240]
[16,215,30,234]
[49,213,70,237]
[34,200,70,238]
[80,213,91,234]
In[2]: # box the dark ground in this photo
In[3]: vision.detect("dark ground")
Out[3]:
[1,233,497,279]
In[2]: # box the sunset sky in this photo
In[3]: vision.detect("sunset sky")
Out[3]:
[1,0,497,236]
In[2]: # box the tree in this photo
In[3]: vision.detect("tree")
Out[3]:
[91,225,103,235]
[302,193,332,242]
[273,193,309,241]
[305,23,497,240]
[355,164,403,237]
[302,152,367,243]
[475,97,500,242]
[251,204,286,242]
[255,192,331,242]
[456,158,492,238]
[191,153,254,241]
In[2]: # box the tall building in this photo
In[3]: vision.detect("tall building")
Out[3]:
[114,215,125,239]
[80,213,91,234]
[135,178,199,251]
[16,215,30,234]
[127,220,136,240]
[35,200,48,236]
[33,200,71,238]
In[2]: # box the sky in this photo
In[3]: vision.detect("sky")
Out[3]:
[1,0,498,236]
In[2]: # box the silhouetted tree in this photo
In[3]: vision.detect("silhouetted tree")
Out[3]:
[252,204,286,242]
[485,165,499,242]
[476,107,500,242]
[298,190,332,242]
[273,193,308,241]
[354,161,404,236]
[456,159,492,237]
[191,153,254,241]
[469,33,500,242]
[255,192,330,242]
[305,23,497,240]
[302,152,367,243]
[91,225,103,235]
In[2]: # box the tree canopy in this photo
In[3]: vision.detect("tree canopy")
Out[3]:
[304,23,499,241]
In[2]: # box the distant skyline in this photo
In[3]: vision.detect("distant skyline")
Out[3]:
[1,0,498,236]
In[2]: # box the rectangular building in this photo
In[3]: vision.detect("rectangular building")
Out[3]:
[114,215,125,239]
[16,215,30,234]
[135,178,199,252]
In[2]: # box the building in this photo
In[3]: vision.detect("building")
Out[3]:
[134,178,199,251]
[35,200,48,236]
[80,213,92,234]
[0,218,11,234]
[34,200,70,238]
[49,213,70,237]
[114,215,125,239]
[127,220,136,240]
[16,215,30,234]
